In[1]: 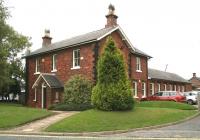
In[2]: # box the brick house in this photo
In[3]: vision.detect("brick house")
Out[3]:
[24,5,151,108]
[189,73,200,90]
[148,68,192,95]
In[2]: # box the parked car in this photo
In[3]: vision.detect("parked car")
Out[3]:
[148,91,186,102]
[183,91,200,105]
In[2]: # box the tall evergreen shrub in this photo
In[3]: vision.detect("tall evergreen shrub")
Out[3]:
[91,36,134,111]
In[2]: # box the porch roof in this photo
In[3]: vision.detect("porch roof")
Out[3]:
[32,73,63,88]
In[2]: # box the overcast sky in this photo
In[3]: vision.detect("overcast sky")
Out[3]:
[5,0,200,79]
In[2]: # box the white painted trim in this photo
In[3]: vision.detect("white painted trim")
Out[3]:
[133,81,138,98]
[150,83,155,95]
[142,82,146,98]
[97,26,119,41]
[72,49,80,68]
[71,66,80,70]
[32,74,51,88]
[136,70,142,73]
[51,69,57,72]
[158,83,161,92]
[33,88,37,102]
[34,72,40,75]
[52,54,57,71]
[41,83,46,109]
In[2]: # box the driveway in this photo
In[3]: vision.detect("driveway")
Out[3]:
[105,113,200,138]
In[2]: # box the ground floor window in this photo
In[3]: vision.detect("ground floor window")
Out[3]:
[142,82,146,97]
[157,83,161,92]
[133,81,137,97]
[150,83,154,95]
[33,88,37,102]
[164,84,167,91]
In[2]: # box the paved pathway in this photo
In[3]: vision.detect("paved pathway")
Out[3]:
[104,113,200,138]
[9,111,78,133]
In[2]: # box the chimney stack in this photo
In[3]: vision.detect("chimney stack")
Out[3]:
[193,73,196,78]
[105,4,118,28]
[42,29,52,47]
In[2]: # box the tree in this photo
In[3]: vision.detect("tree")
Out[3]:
[0,0,31,99]
[91,36,134,111]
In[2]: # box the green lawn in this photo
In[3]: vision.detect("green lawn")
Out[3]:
[0,103,53,129]
[136,101,196,110]
[46,102,197,132]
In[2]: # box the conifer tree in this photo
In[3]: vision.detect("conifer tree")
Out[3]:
[91,36,134,111]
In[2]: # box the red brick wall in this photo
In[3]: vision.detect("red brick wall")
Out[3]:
[189,78,200,89]
[26,30,149,107]
[98,31,148,98]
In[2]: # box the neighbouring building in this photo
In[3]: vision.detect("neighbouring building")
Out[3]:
[24,4,151,108]
[148,68,192,95]
[189,73,200,90]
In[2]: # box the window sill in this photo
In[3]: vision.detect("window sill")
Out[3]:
[71,66,80,70]
[134,96,139,98]
[33,100,36,102]
[34,72,40,75]
[136,70,142,73]
[51,69,57,72]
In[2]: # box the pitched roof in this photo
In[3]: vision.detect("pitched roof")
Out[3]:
[25,26,151,58]
[148,68,190,83]
[32,73,63,88]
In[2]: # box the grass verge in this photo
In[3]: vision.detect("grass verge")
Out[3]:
[0,103,53,129]
[46,107,197,132]
[136,101,196,110]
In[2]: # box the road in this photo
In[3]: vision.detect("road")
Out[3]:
[105,113,200,138]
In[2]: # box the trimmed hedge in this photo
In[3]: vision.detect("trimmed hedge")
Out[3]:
[49,103,93,111]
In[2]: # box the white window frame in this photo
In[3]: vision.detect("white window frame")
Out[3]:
[182,86,185,92]
[35,58,41,74]
[136,57,142,72]
[71,49,80,69]
[174,85,177,91]
[55,92,59,100]
[158,83,161,92]
[164,84,167,91]
[142,82,146,97]
[150,83,154,95]
[169,84,173,91]
[51,54,57,72]
[133,81,138,98]
[33,88,37,102]
[178,86,181,91]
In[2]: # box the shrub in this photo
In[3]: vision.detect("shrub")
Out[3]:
[91,36,134,111]
[48,103,93,111]
[64,75,93,105]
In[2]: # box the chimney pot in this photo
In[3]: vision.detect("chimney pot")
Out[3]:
[42,29,52,47]
[105,4,118,28]
[193,73,196,77]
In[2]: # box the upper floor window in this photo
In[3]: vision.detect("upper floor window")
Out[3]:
[72,49,80,69]
[35,58,41,73]
[150,83,154,95]
[52,54,57,71]
[133,81,138,97]
[136,57,141,72]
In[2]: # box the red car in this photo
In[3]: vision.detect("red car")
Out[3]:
[148,91,186,102]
